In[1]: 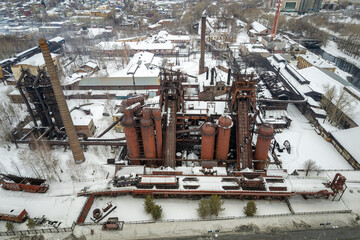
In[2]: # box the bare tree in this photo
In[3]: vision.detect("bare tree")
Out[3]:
[303,159,317,176]
[321,84,355,127]
[18,135,63,181]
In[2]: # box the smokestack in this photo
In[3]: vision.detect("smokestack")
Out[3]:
[227,69,231,85]
[210,67,214,85]
[38,38,85,164]
[199,16,206,75]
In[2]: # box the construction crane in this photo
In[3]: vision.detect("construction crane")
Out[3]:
[271,0,282,41]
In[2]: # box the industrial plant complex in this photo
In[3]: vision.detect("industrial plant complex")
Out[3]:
[0,0,360,239]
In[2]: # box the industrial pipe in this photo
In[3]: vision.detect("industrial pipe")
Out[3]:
[97,115,124,138]
[227,69,231,85]
[215,115,233,160]
[38,38,85,164]
[210,68,215,85]
[152,109,163,159]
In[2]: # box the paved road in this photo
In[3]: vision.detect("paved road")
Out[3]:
[156,226,360,240]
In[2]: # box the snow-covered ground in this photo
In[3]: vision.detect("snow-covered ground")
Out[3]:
[274,104,353,173]
[0,188,86,232]
[289,195,348,213]
[85,196,291,223]
[322,40,360,69]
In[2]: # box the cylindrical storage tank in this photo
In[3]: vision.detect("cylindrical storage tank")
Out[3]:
[140,108,156,160]
[253,124,274,170]
[215,115,233,160]
[121,109,141,164]
[201,122,216,160]
[152,109,163,159]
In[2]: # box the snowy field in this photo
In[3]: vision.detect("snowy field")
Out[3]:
[85,195,291,223]
[0,144,116,182]
[274,104,353,173]
[289,195,348,213]
[0,188,86,232]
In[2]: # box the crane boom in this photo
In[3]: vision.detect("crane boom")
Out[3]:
[271,0,282,41]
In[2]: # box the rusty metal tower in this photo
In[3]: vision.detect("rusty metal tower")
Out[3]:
[271,0,282,41]
[228,73,257,170]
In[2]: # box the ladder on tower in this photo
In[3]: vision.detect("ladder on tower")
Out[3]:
[236,99,252,169]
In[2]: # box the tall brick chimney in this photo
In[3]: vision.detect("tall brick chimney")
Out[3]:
[38,38,85,164]
[199,16,206,75]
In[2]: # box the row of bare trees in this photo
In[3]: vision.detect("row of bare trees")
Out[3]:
[321,84,355,128]
[0,35,38,60]
[307,14,360,58]
[16,138,62,182]
[260,14,329,45]
[338,33,360,60]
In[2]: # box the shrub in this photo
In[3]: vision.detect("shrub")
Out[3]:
[197,199,210,219]
[208,195,224,217]
[144,195,155,214]
[197,195,225,218]
[151,204,163,220]
[6,222,14,232]
[27,218,35,229]
[244,200,257,217]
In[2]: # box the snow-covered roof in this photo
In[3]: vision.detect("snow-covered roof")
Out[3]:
[15,46,38,58]
[300,53,336,69]
[287,177,330,193]
[332,126,360,163]
[97,41,174,51]
[251,21,268,33]
[268,56,360,125]
[266,169,288,177]
[128,41,173,51]
[63,72,87,86]
[109,51,160,78]
[71,109,93,126]
[79,27,113,38]
[151,31,190,43]
[49,36,65,43]
[84,61,98,69]
[0,206,25,216]
[16,53,58,66]
[140,176,177,184]
[243,44,270,53]
[148,23,161,29]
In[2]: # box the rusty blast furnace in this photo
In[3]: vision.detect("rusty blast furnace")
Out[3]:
[121,69,274,171]
[114,69,346,201]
